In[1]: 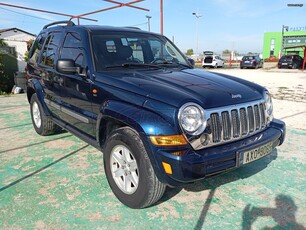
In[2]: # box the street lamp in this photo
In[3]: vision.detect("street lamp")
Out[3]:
[192,12,202,57]
[146,15,152,32]
[281,25,289,56]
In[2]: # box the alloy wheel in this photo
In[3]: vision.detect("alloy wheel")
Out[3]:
[110,145,139,194]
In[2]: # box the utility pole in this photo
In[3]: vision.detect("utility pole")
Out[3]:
[281,25,289,56]
[160,0,163,35]
[146,15,152,31]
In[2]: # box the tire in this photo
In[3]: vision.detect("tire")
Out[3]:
[292,63,297,69]
[103,127,166,209]
[30,93,59,136]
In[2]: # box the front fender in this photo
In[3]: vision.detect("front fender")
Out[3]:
[27,78,51,116]
[98,100,179,137]
[97,100,181,184]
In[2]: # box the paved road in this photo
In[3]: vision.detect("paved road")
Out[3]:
[0,70,306,229]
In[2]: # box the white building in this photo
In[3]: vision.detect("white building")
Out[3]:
[0,28,36,71]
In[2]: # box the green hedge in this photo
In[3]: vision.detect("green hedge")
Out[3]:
[0,54,18,93]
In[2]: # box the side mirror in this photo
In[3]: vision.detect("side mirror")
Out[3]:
[56,59,79,74]
[187,58,195,66]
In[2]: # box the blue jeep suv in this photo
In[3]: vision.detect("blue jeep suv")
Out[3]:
[26,21,286,208]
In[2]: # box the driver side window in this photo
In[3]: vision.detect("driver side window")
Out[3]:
[61,32,85,68]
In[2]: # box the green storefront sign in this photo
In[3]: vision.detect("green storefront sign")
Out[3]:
[263,30,306,59]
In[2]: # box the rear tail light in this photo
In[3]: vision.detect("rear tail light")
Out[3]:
[24,66,28,80]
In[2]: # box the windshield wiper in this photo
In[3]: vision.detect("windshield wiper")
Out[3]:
[106,63,161,69]
[156,61,192,69]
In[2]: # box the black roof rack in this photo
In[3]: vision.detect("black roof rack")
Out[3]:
[124,27,141,30]
[43,20,75,30]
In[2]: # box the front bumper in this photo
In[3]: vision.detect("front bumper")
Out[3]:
[153,119,286,186]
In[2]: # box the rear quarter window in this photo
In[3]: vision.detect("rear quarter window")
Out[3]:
[28,33,46,65]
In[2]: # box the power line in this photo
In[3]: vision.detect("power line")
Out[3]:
[0,6,52,21]
[0,16,47,24]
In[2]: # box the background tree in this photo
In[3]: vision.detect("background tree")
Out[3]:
[186,48,194,56]
[24,39,34,62]
[0,36,18,94]
[0,36,7,76]
[0,37,8,47]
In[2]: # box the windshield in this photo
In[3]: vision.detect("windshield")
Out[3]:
[91,31,190,71]
[242,56,255,61]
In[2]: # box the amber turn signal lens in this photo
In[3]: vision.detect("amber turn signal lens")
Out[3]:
[149,134,187,146]
[162,162,173,174]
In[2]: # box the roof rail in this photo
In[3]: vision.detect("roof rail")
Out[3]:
[124,27,142,30]
[43,20,75,30]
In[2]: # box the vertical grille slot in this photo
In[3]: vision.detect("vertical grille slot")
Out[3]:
[259,103,266,127]
[254,105,260,130]
[221,111,231,140]
[211,113,222,143]
[231,109,240,138]
[240,108,248,135]
[247,106,255,133]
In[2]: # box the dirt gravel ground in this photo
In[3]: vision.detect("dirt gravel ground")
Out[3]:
[0,68,305,229]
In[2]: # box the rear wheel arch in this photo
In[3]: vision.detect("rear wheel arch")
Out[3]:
[26,79,51,116]
[30,93,59,135]
[26,87,36,104]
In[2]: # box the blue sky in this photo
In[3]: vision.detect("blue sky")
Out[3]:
[0,0,305,54]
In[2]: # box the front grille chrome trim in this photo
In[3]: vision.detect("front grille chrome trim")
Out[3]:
[189,99,269,150]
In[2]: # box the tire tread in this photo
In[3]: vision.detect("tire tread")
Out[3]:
[30,94,59,136]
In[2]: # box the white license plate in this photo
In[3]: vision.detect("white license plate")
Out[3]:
[282,63,288,65]
[242,142,273,165]
[244,61,250,63]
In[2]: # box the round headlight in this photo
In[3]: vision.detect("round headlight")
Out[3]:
[264,91,273,120]
[178,103,206,135]
[265,92,273,124]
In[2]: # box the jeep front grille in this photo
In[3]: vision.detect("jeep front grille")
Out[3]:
[209,102,266,143]
[189,100,268,150]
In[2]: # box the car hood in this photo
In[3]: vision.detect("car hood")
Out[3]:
[95,68,264,109]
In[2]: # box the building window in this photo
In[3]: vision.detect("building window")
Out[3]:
[270,39,275,56]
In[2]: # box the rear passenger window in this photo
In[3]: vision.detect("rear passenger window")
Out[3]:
[41,32,62,67]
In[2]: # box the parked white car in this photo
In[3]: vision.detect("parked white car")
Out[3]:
[202,52,224,68]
